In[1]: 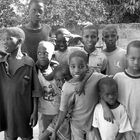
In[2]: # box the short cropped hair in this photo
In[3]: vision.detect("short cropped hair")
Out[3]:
[127,40,140,54]
[68,50,88,64]
[6,27,25,42]
[82,24,99,36]
[97,77,118,94]
[102,24,118,36]
[53,64,72,81]
[28,0,44,9]
[38,41,54,60]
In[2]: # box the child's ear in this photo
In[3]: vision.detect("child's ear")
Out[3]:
[17,38,22,45]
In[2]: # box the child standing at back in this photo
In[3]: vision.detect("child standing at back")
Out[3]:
[21,0,51,62]
[93,77,132,140]
[114,40,140,140]
[0,27,42,140]
[102,25,126,75]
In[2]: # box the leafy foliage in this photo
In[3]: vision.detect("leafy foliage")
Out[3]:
[0,0,140,28]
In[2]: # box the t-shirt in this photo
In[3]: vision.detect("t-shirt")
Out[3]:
[114,71,140,132]
[38,69,61,115]
[103,47,126,75]
[60,72,104,131]
[21,24,51,62]
[0,54,42,138]
[93,103,132,140]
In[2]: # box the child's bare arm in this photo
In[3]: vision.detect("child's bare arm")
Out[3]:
[75,67,94,95]
[93,127,102,140]
[51,110,67,140]
[101,99,114,123]
[30,97,38,127]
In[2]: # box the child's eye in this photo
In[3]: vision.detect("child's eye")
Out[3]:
[70,65,75,69]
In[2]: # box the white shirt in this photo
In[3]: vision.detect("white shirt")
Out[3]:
[93,103,132,140]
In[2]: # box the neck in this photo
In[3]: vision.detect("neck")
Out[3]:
[84,45,95,54]
[105,45,117,52]
[126,68,140,76]
[107,101,120,109]
[28,21,42,30]
[10,46,23,59]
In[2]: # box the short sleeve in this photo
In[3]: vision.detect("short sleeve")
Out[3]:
[92,104,100,128]
[32,65,43,97]
[59,82,74,112]
[101,53,108,72]
[119,106,132,133]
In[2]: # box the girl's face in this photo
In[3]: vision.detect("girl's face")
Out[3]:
[100,84,118,106]
[29,2,44,23]
[127,46,140,75]
[37,45,49,66]
[54,71,65,89]
[69,56,87,81]
[5,33,19,53]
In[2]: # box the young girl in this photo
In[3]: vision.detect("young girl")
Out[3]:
[0,27,42,140]
[93,77,132,140]
[51,50,105,140]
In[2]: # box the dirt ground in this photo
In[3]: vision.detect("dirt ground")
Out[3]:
[0,124,39,140]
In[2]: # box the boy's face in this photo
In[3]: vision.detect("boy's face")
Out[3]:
[55,35,67,52]
[29,2,44,23]
[37,45,49,66]
[102,29,118,49]
[100,84,118,106]
[69,56,87,80]
[54,71,65,89]
[82,29,99,52]
[127,46,140,74]
[5,33,19,53]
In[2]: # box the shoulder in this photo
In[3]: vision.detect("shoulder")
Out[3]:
[23,54,34,67]
[114,72,125,80]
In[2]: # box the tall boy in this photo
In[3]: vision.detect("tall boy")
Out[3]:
[0,27,42,140]
[21,0,51,62]
[114,40,140,140]
[102,25,126,75]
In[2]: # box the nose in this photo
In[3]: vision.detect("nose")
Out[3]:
[108,94,114,99]
[134,59,138,65]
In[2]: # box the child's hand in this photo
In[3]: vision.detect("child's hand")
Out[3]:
[103,108,114,123]
[50,131,57,140]
[75,82,85,96]
[29,112,38,128]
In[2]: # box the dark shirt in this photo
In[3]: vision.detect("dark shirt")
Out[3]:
[21,24,51,62]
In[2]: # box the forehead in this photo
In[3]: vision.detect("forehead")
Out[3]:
[29,2,44,10]
[70,56,86,64]
[83,29,98,36]
[128,46,140,56]
[103,28,117,35]
[101,84,117,93]
[37,45,48,52]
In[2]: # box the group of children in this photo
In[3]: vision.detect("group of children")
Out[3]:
[0,0,140,140]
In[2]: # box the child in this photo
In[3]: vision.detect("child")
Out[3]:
[102,25,126,75]
[81,25,107,73]
[21,0,51,62]
[37,41,71,139]
[114,40,140,140]
[51,50,105,140]
[0,27,42,140]
[93,77,132,140]
[39,64,72,140]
